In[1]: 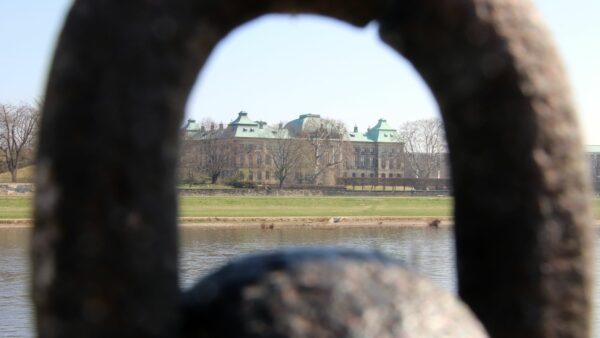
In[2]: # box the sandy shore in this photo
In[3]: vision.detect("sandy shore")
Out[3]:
[0,216,453,229]
[178,216,453,229]
[2,217,599,229]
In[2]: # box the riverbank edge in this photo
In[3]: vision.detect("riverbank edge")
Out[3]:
[3,217,599,229]
[0,216,454,229]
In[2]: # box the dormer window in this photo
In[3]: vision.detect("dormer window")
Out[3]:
[243,128,247,132]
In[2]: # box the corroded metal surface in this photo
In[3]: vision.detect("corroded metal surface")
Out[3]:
[379,1,594,337]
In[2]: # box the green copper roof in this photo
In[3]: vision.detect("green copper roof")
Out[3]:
[232,125,289,139]
[371,118,395,131]
[184,119,201,131]
[285,114,323,136]
[229,111,259,127]
[346,132,372,142]
[345,118,399,143]
[224,111,288,139]
[186,112,400,144]
[365,119,397,142]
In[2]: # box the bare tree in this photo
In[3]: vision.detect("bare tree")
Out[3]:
[0,103,39,182]
[398,118,446,179]
[268,131,307,189]
[198,130,230,184]
[179,132,203,184]
[180,117,228,184]
[300,119,350,185]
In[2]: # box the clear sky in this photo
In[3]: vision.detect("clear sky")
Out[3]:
[1,0,598,144]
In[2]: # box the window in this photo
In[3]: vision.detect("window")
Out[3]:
[266,171,270,180]
[361,173,365,178]
[248,171,254,181]
[257,171,262,180]
[352,173,356,178]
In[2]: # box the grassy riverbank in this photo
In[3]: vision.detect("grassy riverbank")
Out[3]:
[179,196,451,217]
[1,195,599,220]
[0,195,452,220]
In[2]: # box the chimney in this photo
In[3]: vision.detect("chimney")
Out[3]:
[219,123,223,130]
[353,125,358,133]
[210,123,215,131]
[278,123,283,129]
[200,125,205,132]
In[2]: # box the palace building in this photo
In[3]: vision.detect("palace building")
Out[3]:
[181,111,405,185]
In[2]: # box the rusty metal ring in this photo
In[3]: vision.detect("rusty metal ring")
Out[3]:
[34,1,593,337]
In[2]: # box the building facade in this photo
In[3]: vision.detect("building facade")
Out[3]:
[182,111,405,185]
[181,111,600,191]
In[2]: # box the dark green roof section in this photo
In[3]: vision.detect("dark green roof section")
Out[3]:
[232,125,289,139]
[365,119,399,143]
[371,118,395,131]
[229,111,259,127]
[226,111,289,139]
[185,112,401,143]
[346,132,372,142]
[183,119,201,131]
[345,119,399,143]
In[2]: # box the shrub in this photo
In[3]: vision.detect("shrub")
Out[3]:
[230,181,258,189]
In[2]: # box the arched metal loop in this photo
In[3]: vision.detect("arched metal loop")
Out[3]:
[34,1,593,337]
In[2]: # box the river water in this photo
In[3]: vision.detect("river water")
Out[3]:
[0,226,597,337]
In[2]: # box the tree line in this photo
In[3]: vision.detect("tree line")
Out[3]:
[0,104,446,186]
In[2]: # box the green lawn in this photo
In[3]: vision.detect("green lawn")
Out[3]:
[179,196,452,217]
[0,196,32,219]
[1,195,599,220]
[177,183,232,190]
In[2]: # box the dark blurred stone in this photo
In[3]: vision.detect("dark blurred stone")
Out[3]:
[183,248,488,338]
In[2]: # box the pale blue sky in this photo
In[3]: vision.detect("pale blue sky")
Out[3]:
[1,1,598,143]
